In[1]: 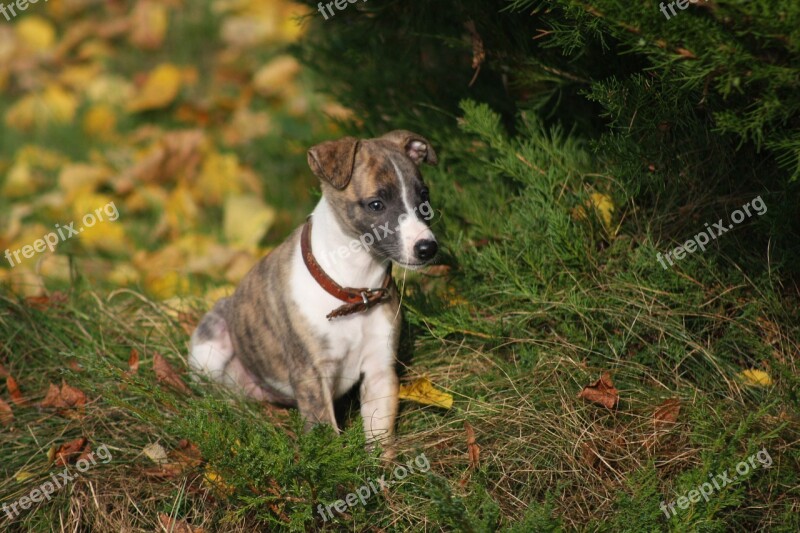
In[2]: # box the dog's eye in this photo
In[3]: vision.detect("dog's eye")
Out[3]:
[420,188,430,202]
[367,200,384,212]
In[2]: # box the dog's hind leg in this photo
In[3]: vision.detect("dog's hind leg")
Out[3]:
[189,298,270,401]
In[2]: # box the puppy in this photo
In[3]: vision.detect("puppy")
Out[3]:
[189,131,438,453]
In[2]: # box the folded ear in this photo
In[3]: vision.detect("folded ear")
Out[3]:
[307,137,360,190]
[380,130,438,166]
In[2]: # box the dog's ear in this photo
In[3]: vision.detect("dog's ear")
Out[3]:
[380,130,438,166]
[307,137,360,190]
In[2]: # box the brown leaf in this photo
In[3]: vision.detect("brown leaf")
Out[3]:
[464,421,480,469]
[463,20,485,87]
[76,443,94,464]
[40,383,63,408]
[54,437,88,466]
[25,291,68,310]
[577,372,619,409]
[173,439,203,468]
[40,381,87,415]
[142,439,203,479]
[158,513,204,533]
[653,398,681,428]
[0,397,13,426]
[153,353,191,394]
[128,349,140,374]
[7,376,29,406]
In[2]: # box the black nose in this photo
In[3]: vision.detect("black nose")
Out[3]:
[414,239,438,261]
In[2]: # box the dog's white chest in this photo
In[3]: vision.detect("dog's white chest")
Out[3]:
[289,247,397,398]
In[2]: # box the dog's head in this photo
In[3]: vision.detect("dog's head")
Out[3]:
[307,130,438,268]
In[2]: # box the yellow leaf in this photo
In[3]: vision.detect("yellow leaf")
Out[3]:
[16,16,56,52]
[163,183,200,235]
[15,471,35,482]
[223,195,275,249]
[204,466,234,496]
[205,285,236,308]
[590,193,615,230]
[82,104,117,138]
[572,192,615,234]
[5,85,77,130]
[194,151,243,206]
[127,63,183,112]
[58,164,112,202]
[129,0,169,50]
[253,55,300,98]
[1,161,38,198]
[108,263,140,286]
[71,193,126,253]
[15,145,68,170]
[738,369,772,387]
[86,75,134,106]
[147,270,192,300]
[398,377,453,409]
[59,64,103,91]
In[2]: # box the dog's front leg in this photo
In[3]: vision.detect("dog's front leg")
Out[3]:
[360,364,399,458]
[290,365,338,432]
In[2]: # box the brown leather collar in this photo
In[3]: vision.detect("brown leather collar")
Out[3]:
[301,220,393,320]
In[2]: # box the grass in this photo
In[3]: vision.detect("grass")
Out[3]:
[2,1,800,531]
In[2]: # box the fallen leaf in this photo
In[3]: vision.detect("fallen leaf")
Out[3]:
[465,421,480,469]
[129,0,169,50]
[0,161,38,197]
[143,442,169,464]
[25,291,68,310]
[15,471,34,482]
[0,397,13,426]
[128,349,140,374]
[40,380,87,415]
[398,377,453,409]
[83,104,117,138]
[204,466,235,496]
[142,439,203,479]
[153,353,191,394]
[223,195,275,249]
[127,63,183,112]
[578,372,619,409]
[5,85,78,130]
[194,151,244,206]
[653,398,680,428]
[54,437,88,466]
[7,376,29,406]
[253,55,300,98]
[738,369,772,387]
[16,15,56,52]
